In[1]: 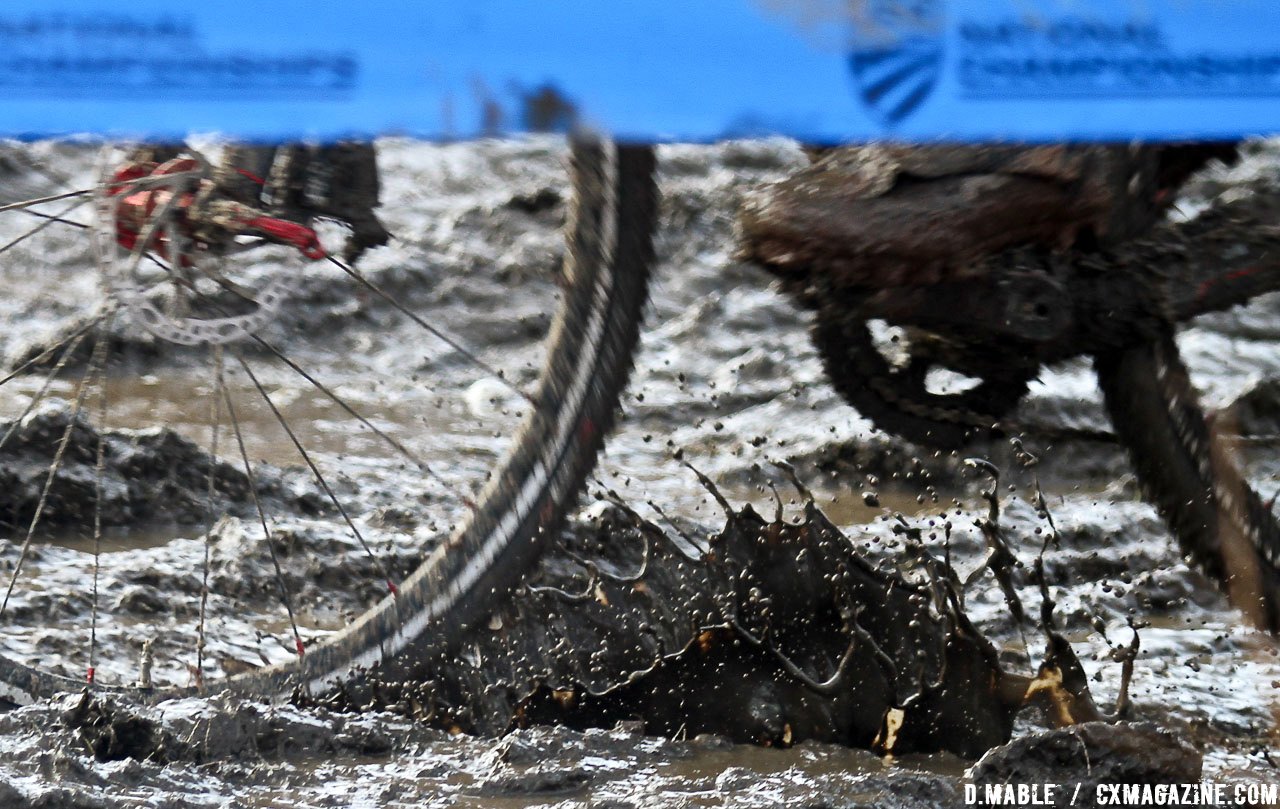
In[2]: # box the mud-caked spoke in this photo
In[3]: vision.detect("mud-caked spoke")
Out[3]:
[169,279,447,486]
[0,313,109,391]
[327,255,534,406]
[0,322,111,617]
[196,346,225,689]
[232,351,398,596]
[20,208,89,231]
[0,331,91,453]
[116,182,189,272]
[87,340,109,687]
[0,197,90,257]
[220,369,307,667]
[248,332,451,492]
[0,188,91,214]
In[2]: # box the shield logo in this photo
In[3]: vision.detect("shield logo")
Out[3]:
[848,0,944,127]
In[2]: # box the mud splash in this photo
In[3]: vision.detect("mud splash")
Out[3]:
[326,474,1035,759]
[0,137,1276,804]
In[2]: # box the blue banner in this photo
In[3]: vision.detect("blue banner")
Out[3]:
[0,1,1278,142]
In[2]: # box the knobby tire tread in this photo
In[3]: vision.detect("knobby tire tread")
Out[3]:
[1095,331,1280,631]
[812,301,1033,449]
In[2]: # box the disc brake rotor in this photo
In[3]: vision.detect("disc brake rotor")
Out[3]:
[91,146,310,346]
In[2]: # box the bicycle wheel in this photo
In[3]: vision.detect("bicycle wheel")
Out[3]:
[0,133,657,703]
[1097,327,1280,632]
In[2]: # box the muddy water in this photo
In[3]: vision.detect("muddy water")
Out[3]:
[0,138,1277,805]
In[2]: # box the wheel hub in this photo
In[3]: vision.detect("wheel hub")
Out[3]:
[92,147,326,346]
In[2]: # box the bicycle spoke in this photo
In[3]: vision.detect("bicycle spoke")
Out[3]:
[107,168,202,194]
[326,255,534,405]
[247,333,453,493]
[21,208,89,230]
[0,197,90,257]
[116,265,450,491]
[0,322,110,618]
[0,313,105,391]
[233,351,398,596]
[119,181,189,271]
[0,329,92,453]
[0,189,91,214]
[196,345,225,689]
[87,337,109,687]
[221,371,307,666]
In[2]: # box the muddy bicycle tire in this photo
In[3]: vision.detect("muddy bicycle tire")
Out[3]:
[811,301,1037,449]
[0,136,659,703]
[1096,329,1280,632]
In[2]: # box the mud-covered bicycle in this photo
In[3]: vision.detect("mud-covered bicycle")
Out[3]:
[1,2,1279,706]
[3,136,1279,706]
[739,142,1280,631]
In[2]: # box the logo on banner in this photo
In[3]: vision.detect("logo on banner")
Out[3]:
[847,0,944,126]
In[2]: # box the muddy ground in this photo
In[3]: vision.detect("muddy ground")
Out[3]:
[0,138,1276,806]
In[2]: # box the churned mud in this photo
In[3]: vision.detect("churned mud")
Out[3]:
[330,484,1025,759]
[0,138,1275,806]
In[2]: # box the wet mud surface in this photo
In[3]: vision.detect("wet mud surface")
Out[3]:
[334,490,1025,760]
[0,139,1276,805]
